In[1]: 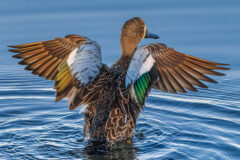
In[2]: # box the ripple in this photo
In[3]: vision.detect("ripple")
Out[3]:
[1,0,240,159]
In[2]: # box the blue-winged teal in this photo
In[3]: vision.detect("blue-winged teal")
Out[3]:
[9,17,229,152]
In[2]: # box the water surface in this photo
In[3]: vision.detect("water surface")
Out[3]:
[0,0,240,159]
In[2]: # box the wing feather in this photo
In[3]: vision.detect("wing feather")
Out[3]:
[149,43,229,93]
[126,43,229,105]
[9,35,106,110]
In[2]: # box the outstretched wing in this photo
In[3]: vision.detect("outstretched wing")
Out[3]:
[9,35,105,109]
[125,43,229,105]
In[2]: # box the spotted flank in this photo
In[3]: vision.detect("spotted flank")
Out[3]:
[105,108,134,142]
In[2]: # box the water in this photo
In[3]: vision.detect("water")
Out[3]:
[0,0,240,159]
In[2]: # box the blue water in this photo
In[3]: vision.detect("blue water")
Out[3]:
[0,0,240,159]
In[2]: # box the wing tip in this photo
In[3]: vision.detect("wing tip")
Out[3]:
[24,65,32,71]
[8,49,17,52]
[9,46,22,59]
[8,45,18,48]
[170,90,177,94]
[216,67,230,71]
[201,84,208,88]
[69,106,75,111]
[55,99,60,103]
[192,87,198,92]
[178,90,187,94]
[55,95,63,103]
[18,60,26,65]
[207,78,218,83]
[212,72,226,76]
[12,54,21,59]
[69,102,80,111]
[216,63,230,66]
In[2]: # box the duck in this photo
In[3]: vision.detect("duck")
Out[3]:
[8,17,229,152]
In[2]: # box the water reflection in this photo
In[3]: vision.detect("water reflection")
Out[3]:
[82,141,138,160]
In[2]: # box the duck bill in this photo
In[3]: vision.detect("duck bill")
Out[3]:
[145,30,159,39]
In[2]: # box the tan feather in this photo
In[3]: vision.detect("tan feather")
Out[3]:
[144,43,229,93]
[42,59,62,79]
[19,51,49,65]
[165,68,187,93]
[179,64,217,83]
[185,54,229,66]
[12,48,46,59]
[157,68,176,93]
[9,35,88,104]
[25,55,52,71]
[185,57,229,70]
[184,61,225,76]
[34,58,57,76]
[8,42,44,48]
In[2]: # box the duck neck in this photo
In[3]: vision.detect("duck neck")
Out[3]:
[120,35,139,59]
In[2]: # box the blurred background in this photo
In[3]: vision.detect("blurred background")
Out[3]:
[0,0,240,159]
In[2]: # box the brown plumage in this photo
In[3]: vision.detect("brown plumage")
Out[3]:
[147,43,229,93]
[8,17,229,152]
[9,35,86,102]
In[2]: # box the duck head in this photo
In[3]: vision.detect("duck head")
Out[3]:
[120,17,159,57]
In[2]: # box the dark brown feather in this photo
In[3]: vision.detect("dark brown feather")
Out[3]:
[157,68,176,93]
[9,35,89,107]
[42,59,62,79]
[179,64,217,83]
[9,35,86,80]
[145,43,229,93]
[165,68,187,93]
[25,55,52,71]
